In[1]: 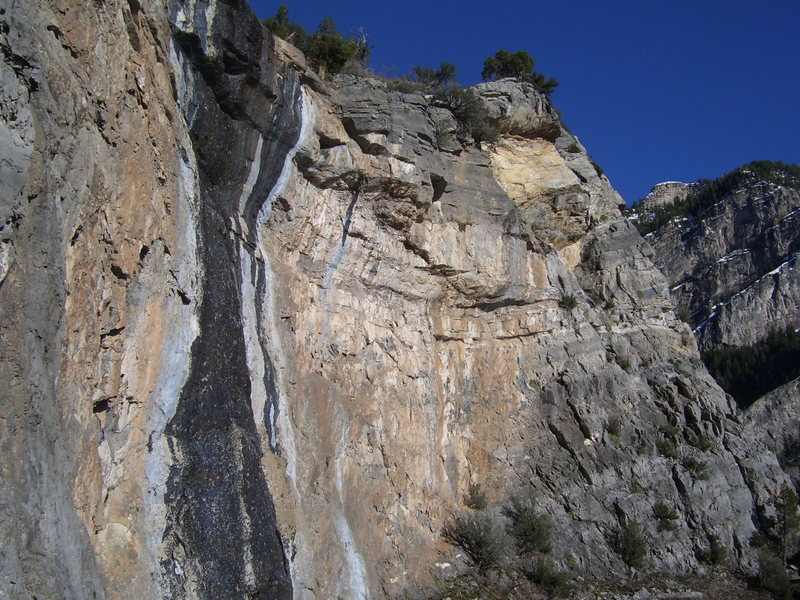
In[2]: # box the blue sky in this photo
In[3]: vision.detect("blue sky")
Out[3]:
[248,1,799,204]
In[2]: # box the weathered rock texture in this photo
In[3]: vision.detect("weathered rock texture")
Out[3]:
[743,378,800,488]
[0,1,792,599]
[637,170,800,491]
[639,181,695,211]
[638,176,800,351]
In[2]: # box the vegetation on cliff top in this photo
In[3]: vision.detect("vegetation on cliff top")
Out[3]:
[264,4,558,98]
[264,5,563,147]
[265,4,369,76]
[626,160,800,236]
[481,49,559,98]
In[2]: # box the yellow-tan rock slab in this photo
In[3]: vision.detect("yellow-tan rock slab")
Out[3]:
[489,135,580,207]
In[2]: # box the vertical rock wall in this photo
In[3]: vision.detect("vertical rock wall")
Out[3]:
[255,72,790,597]
[0,0,200,596]
[0,0,294,597]
[0,1,793,599]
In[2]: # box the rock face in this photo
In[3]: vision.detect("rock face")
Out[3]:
[0,1,792,599]
[636,167,800,491]
[638,181,695,212]
[743,378,800,487]
[637,172,800,351]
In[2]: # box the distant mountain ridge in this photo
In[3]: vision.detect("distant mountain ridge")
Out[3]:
[627,160,800,349]
[631,161,800,485]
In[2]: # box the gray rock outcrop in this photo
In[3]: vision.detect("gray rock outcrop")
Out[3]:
[638,181,695,211]
[636,167,800,493]
[637,173,800,351]
[0,1,793,599]
[743,377,800,487]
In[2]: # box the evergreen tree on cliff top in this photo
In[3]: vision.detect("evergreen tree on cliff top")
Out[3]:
[264,4,307,46]
[482,50,558,98]
[265,4,369,77]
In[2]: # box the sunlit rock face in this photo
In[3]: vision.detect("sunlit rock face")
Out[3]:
[0,1,791,599]
[744,379,800,488]
[640,175,800,351]
[640,170,800,493]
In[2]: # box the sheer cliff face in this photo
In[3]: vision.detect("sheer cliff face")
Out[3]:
[2,0,291,597]
[0,1,791,599]
[640,179,800,351]
[1,1,201,598]
[639,174,800,489]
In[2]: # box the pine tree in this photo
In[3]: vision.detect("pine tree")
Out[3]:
[481,50,558,97]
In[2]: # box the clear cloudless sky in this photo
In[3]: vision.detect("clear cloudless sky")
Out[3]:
[248,0,799,204]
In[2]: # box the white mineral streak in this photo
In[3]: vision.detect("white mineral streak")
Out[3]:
[241,250,268,432]
[252,88,369,598]
[204,1,217,54]
[260,260,292,456]
[257,89,315,227]
[255,88,315,468]
[168,39,199,128]
[239,133,268,434]
[235,434,258,589]
[333,513,370,600]
[143,45,201,597]
[320,190,358,346]
[256,90,369,600]
[239,135,264,214]
[333,430,369,600]
[173,0,218,56]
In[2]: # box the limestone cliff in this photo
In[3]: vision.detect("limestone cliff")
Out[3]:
[635,169,800,351]
[744,379,800,488]
[0,1,792,599]
[634,166,800,491]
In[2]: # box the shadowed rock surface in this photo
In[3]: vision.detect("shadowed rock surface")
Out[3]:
[0,1,793,598]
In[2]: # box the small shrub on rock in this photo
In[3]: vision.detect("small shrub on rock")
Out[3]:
[777,485,800,548]
[698,534,727,565]
[503,495,553,555]
[338,59,372,78]
[686,431,713,451]
[682,456,709,480]
[629,476,646,494]
[559,294,578,310]
[657,437,679,460]
[653,501,680,532]
[481,49,559,98]
[606,417,621,443]
[613,354,631,372]
[465,483,488,510]
[587,289,604,306]
[614,519,648,570]
[412,61,457,90]
[434,85,498,144]
[443,510,510,573]
[384,78,425,94]
[526,556,572,598]
[708,535,728,565]
[757,550,792,600]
